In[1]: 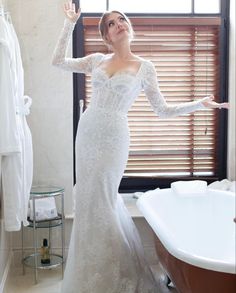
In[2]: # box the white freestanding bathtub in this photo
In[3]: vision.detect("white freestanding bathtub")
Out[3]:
[137,188,236,293]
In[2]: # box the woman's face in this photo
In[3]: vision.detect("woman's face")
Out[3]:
[105,12,131,45]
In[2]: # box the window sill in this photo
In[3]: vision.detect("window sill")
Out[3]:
[65,193,143,219]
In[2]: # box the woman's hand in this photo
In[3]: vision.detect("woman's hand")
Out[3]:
[202,94,229,109]
[63,1,81,23]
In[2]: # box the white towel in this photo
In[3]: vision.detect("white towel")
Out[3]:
[208,179,236,192]
[171,180,207,195]
[229,181,235,192]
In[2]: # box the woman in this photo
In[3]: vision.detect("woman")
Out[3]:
[52,2,229,292]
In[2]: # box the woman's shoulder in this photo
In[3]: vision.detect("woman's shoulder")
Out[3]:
[88,52,105,60]
[140,57,155,67]
[137,58,156,76]
[130,55,154,69]
[89,52,117,64]
[86,53,106,68]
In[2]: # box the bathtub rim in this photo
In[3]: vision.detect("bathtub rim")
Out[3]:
[137,188,236,274]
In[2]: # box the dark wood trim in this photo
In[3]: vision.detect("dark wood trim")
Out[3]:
[216,0,229,180]
[83,16,221,26]
[119,176,220,193]
[73,17,85,184]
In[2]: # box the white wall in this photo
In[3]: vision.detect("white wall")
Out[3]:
[7,0,74,215]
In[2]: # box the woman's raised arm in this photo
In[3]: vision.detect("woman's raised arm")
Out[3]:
[52,1,103,73]
[142,60,229,118]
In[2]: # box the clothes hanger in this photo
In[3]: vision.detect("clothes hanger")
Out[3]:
[0,1,11,21]
[0,6,4,16]
[0,0,5,15]
[0,7,12,23]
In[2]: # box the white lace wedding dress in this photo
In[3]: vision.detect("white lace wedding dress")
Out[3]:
[52,19,207,293]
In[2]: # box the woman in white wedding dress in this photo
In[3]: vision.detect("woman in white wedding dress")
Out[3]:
[52,2,229,292]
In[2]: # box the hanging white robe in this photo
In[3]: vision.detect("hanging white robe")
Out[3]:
[0,16,20,154]
[0,15,33,231]
[9,21,33,227]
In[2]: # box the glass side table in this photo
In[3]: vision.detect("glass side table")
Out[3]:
[21,186,65,284]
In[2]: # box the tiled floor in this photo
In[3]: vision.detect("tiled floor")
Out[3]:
[4,266,62,293]
[4,264,177,293]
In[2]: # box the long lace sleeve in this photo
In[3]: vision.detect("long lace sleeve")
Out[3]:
[52,19,103,73]
[142,61,208,118]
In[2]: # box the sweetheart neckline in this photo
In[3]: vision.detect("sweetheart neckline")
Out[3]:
[93,60,144,80]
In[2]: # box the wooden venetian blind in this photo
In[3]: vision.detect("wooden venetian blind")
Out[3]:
[82,17,221,177]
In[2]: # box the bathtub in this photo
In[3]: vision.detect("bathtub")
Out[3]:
[137,188,236,293]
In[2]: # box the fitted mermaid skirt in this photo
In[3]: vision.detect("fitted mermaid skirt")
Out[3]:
[52,20,209,293]
[61,106,157,293]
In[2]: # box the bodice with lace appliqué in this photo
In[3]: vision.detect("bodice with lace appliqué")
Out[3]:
[52,19,209,119]
[89,64,144,116]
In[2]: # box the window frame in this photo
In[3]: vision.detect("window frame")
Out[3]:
[72,0,229,191]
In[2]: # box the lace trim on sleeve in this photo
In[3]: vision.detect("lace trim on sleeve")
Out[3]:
[52,19,103,73]
[142,60,206,118]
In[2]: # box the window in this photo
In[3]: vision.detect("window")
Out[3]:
[194,0,220,14]
[79,0,106,13]
[109,0,192,13]
[79,0,220,14]
[73,0,229,190]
